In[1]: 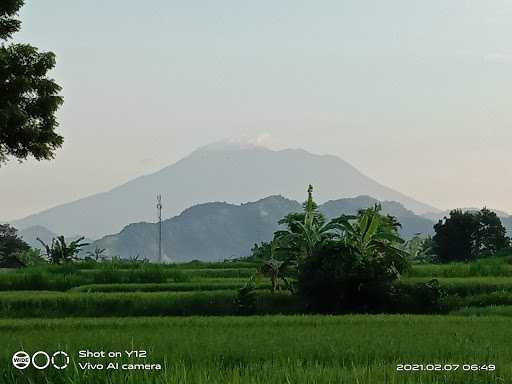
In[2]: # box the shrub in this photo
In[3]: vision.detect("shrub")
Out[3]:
[289,204,409,314]
[234,276,257,315]
[390,279,445,313]
[297,241,405,313]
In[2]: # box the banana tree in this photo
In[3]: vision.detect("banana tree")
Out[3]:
[333,206,408,278]
[37,236,88,264]
[402,235,434,264]
[259,238,296,293]
[86,246,106,262]
[276,184,338,261]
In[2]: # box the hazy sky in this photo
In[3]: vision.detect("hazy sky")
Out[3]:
[2,0,512,220]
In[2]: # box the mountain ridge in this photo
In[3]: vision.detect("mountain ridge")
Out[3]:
[12,143,439,238]
[422,208,511,222]
[86,195,435,262]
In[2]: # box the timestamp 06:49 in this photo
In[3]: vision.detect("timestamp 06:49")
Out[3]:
[397,364,496,372]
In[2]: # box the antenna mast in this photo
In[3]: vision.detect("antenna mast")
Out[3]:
[156,194,162,263]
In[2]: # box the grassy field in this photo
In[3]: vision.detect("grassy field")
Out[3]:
[69,281,270,292]
[406,257,512,277]
[1,315,510,384]
[0,290,301,317]
[2,257,512,382]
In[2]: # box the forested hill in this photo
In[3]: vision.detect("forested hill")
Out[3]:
[87,195,435,262]
[319,196,435,237]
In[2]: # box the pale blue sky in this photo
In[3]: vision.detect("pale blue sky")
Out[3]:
[2,0,512,219]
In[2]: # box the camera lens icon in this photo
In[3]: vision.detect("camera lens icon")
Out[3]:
[52,351,70,370]
[11,350,69,370]
[12,351,31,370]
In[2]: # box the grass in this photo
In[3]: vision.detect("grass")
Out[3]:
[4,282,512,317]
[178,268,257,278]
[6,266,512,316]
[3,258,512,382]
[61,260,259,271]
[172,260,259,269]
[449,291,512,308]
[0,267,190,291]
[0,315,510,383]
[408,257,512,278]
[0,266,257,291]
[399,277,512,296]
[0,291,301,317]
[70,280,271,292]
[450,305,512,317]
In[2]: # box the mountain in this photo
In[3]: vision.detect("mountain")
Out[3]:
[87,195,434,262]
[18,226,57,250]
[422,208,511,222]
[90,196,302,262]
[12,142,439,239]
[501,217,512,237]
[319,196,434,238]
[17,226,93,251]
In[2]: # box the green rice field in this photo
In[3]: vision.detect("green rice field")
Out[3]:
[2,258,512,383]
[1,315,510,384]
